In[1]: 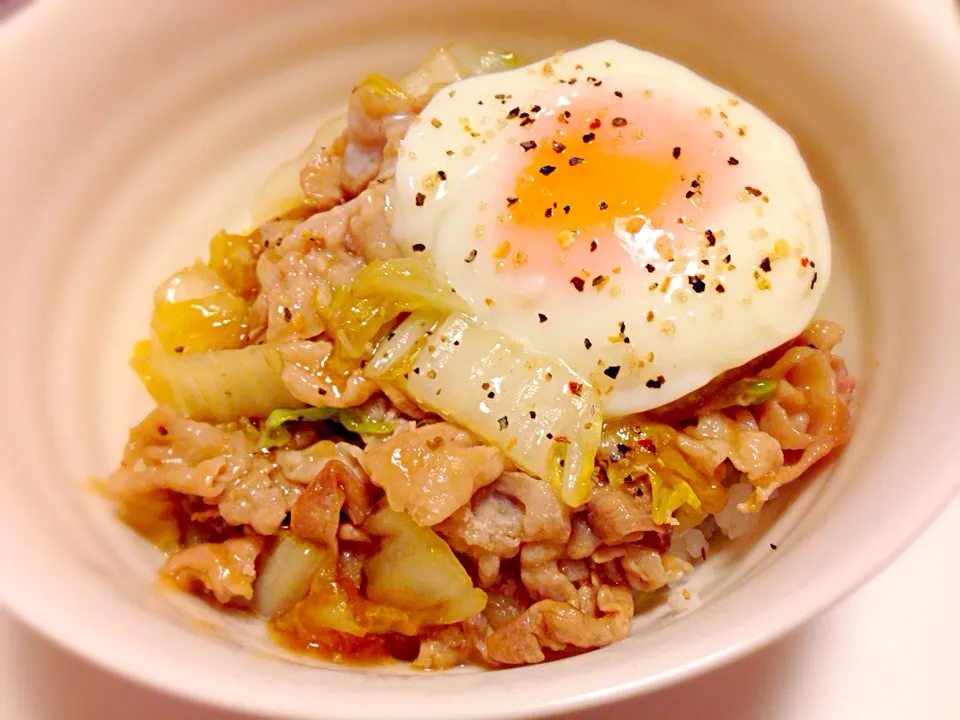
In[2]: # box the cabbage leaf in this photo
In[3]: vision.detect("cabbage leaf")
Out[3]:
[402,313,602,507]
[131,342,302,422]
[259,406,394,449]
[328,258,466,358]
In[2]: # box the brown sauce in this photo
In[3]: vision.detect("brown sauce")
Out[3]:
[269,623,420,667]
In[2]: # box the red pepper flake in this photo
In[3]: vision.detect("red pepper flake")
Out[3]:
[412,243,426,252]
[685,190,695,199]
[568,381,583,396]
[545,207,554,218]
[507,107,520,118]
[589,118,602,130]
[705,229,716,246]
[760,257,772,272]
[724,253,732,263]
[531,104,542,113]
[538,313,548,323]
[645,375,665,388]
[570,277,586,292]
[506,197,519,206]
[770,543,779,550]
[563,205,571,214]
[157,425,168,436]
[672,146,682,159]
[569,156,585,166]
[529,410,537,419]
[552,141,566,153]
[497,416,509,430]
[582,132,596,143]
[520,117,535,127]
[415,192,426,206]
[801,256,810,267]
[173,346,184,354]
[598,201,608,210]
[810,261,817,268]
[716,282,726,293]
[618,321,626,333]
[584,338,592,349]
[612,117,628,127]
[645,263,656,273]
[728,156,739,166]
[745,186,763,197]
[810,271,818,289]
[614,90,623,98]
[520,140,537,151]
[604,365,621,379]
[436,170,447,181]
[540,165,556,176]
[590,239,598,252]
[646,310,655,322]
[283,306,293,322]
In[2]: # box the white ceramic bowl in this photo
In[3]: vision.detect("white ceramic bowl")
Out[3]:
[1,1,958,718]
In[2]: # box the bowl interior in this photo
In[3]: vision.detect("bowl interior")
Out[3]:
[0,0,957,718]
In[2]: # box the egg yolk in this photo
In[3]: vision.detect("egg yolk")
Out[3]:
[493,86,739,285]
[509,121,677,233]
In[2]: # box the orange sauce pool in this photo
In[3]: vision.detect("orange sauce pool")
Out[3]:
[269,623,420,667]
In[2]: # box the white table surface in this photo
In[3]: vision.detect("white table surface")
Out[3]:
[2,1,958,719]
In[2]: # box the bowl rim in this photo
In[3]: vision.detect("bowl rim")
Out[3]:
[1,0,959,718]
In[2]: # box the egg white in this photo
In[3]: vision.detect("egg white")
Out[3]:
[393,40,830,417]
